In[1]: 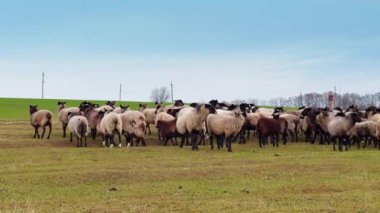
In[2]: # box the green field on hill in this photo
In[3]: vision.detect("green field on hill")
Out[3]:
[0,98,156,121]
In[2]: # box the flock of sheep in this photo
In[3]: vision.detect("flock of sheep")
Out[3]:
[28,99,380,152]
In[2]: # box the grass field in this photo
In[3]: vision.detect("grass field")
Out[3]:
[0,98,379,212]
[0,98,156,121]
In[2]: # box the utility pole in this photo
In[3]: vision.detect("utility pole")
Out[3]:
[170,81,174,103]
[119,84,122,102]
[42,72,45,99]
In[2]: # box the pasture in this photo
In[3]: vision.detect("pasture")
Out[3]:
[0,98,379,212]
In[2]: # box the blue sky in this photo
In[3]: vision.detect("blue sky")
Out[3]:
[0,0,379,102]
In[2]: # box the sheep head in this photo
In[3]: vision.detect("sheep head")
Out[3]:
[29,105,38,114]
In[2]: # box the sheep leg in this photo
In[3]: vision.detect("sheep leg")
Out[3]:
[142,138,147,146]
[258,132,263,148]
[147,124,151,135]
[311,131,318,144]
[33,127,39,138]
[91,129,97,140]
[118,133,122,147]
[84,136,87,147]
[40,127,46,139]
[171,137,176,146]
[282,132,287,145]
[276,134,280,147]
[210,135,214,150]
[191,132,199,151]
[332,137,336,151]
[289,130,295,143]
[77,136,80,147]
[363,137,369,149]
[338,137,343,152]
[62,124,67,138]
[227,136,232,152]
[45,123,51,139]
[179,135,185,148]
[345,137,350,151]
[191,133,195,151]
[70,132,73,142]
[217,135,224,150]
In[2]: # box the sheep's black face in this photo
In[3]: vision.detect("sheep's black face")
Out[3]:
[350,113,361,124]
[29,105,38,114]
[274,107,284,113]
[272,114,280,119]
[209,100,218,107]
[190,103,198,108]
[57,101,66,106]
[227,104,237,111]
[205,104,216,114]
[174,100,184,107]
[300,108,311,118]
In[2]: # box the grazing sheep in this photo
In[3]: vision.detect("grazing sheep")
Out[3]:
[99,112,123,148]
[156,119,180,146]
[29,105,53,139]
[365,107,380,122]
[242,112,261,141]
[79,102,103,140]
[206,109,245,152]
[57,101,80,138]
[67,112,90,147]
[177,104,216,151]
[254,107,274,118]
[257,115,288,148]
[349,121,378,149]
[155,112,176,141]
[300,107,321,143]
[113,105,130,114]
[327,112,361,151]
[139,103,165,135]
[120,111,147,146]
[280,113,300,142]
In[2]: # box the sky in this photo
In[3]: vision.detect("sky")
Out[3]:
[0,0,379,102]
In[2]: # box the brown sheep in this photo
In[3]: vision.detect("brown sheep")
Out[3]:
[257,115,288,148]
[29,105,53,139]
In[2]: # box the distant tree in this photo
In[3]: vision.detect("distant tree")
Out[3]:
[150,87,170,103]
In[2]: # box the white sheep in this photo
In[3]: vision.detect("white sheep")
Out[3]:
[349,121,378,149]
[207,110,245,152]
[139,103,165,135]
[120,111,147,147]
[67,113,90,147]
[99,112,123,148]
[57,101,80,138]
[255,108,274,118]
[176,104,216,151]
[327,112,362,151]
[29,105,53,139]
[113,105,130,114]
[280,113,299,142]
